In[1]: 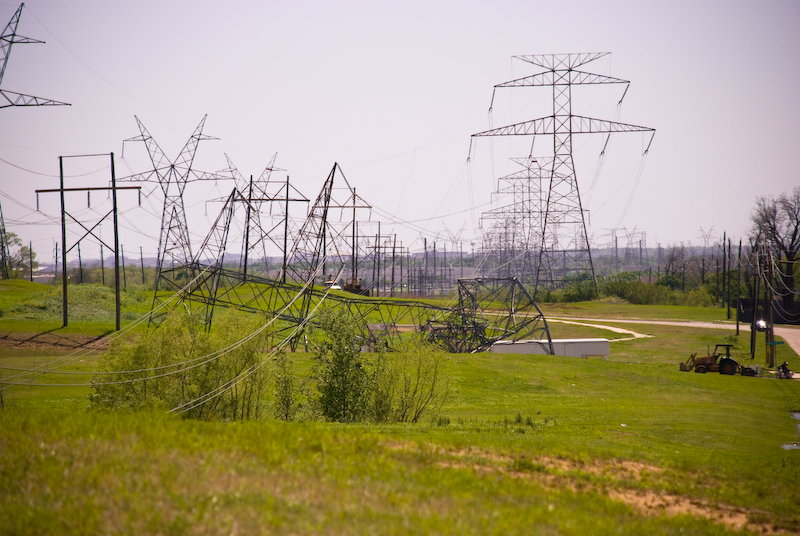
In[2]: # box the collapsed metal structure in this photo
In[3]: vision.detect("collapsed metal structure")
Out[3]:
[472,53,655,293]
[122,125,553,352]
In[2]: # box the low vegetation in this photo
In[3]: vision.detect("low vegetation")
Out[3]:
[1,282,799,534]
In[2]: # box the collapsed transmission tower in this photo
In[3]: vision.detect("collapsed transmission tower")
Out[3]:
[221,153,309,282]
[0,3,69,109]
[472,53,655,292]
[152,161,554,354]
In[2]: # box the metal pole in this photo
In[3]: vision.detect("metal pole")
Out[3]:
[59,156,68,326]
[78,243,83,284]
[29,241,32,281]
[433,242,437,295]
[351,187,357,280]
[391,234,396,297]
[423,238,428,294]
[100,243,105,285]
[111,153,120,331]
[243,174,253,283]
[727,238,732,320]
[140,246,145,285]
[282,175,290,284]
[722,232,727,310]
[401,242,404,295]
[750,248,759,360]
[766,247,775,367]
[736,239,741,335]
[121,244,126,289]
[377,221,380,296]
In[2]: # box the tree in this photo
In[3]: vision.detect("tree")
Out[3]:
[312,308,371,422]
[1,232,38,279]
[751,186,800,306]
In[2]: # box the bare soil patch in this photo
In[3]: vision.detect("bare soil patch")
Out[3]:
[385,440,792,534]
[0,331,108,351]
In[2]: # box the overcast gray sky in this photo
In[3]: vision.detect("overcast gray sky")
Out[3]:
[1,0,798,264]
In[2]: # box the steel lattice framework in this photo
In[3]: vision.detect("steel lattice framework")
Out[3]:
[151,165,553,353]
[122,115,230,326]
[221,154,309,282]
[479,157,560,282]
[472,53,655,292]
[0,3,69,109]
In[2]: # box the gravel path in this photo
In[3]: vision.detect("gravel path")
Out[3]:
[549,316,800,375]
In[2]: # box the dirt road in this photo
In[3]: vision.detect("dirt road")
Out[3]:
[550,316,800,357]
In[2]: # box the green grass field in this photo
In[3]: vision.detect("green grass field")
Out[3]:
[2,281,800,535]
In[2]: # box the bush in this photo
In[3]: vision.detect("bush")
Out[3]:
[311,309,450,424]
[563,276,598,302]
[383,340,449,423]
[89,309,271,421]
[273,351,297,421]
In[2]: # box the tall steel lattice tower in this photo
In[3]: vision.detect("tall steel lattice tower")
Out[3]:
[123,116,224,325]
[1,3,69,108]
[472,53,655,292]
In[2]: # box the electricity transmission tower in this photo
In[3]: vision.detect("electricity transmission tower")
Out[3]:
[122,115,227,325]
[1,3,69,109]
[479,156,557,281]
[472,53,655,293]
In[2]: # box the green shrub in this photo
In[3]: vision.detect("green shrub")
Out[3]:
[312,308,371,422]
[273,351,297,421]
[310,309,450,424]
[89,309,271,421]
[378,340,450,423]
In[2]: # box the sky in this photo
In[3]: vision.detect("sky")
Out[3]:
[1,0,799,266]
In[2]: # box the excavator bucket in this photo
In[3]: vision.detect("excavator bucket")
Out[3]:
[679,353,696,372]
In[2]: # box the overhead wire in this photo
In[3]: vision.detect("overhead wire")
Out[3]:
[1,258,328,389]
[0,264,215,388]
[168,263,334,414]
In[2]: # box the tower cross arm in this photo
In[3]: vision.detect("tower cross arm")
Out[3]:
[512,53,610,70]
[495,70,629,89]
[570,115,655,135]
[473,115,654,138]
[0,89,70,108]
[472,116,554,137]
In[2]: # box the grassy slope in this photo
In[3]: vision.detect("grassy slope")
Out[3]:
[2,283,800,534]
